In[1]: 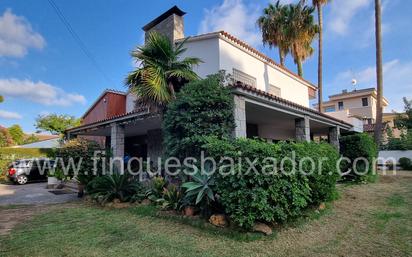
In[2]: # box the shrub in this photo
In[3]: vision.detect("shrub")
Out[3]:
[146,176,167,201]
[182,168,216,216]
[202,138,310,228]
[163,73,235,161]
[339,133,378,182]
[87,173,141,203]
[383,130,412,150]
[0,127,14,147]
[201,137,340,228]
[287,142,340,204]
[144,177,184,211]
[54,138,103,185]
[156,184,183,210]
[398,157,412,170]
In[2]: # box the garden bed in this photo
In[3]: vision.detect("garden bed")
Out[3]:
[1,171,411,257]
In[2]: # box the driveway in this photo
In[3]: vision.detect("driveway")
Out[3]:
[0,182,79,206]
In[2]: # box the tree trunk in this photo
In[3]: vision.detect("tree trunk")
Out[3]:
[317,3,324,113]
[297,59,303,77]
[278,48,285,67]
[374,0,384,146]
[168,81,176,99]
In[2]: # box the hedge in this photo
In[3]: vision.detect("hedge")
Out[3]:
[339,133,378,182]
[399,157,412,170]
[0,148,55,179]
[54,139,103,185]
[163,73,235,161]
[201,137,340,229]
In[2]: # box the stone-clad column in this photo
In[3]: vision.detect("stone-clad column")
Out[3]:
[233,95,247,138]
[295,116,310,142]
[111,123,125,159]
[328,126,340,151]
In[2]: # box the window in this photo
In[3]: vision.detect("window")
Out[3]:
[324,106,336,112]
[362,97,368,107]
[233,69,257,88]
[338,101,344,110]
[268,84,281,97]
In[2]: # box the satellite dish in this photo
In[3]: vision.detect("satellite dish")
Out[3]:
[351,79,357,91]
[351,79,357,86]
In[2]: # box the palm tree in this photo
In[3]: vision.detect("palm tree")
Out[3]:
[311,0,331,112]
[126,32,202,107]
[257,1,289,66]
[374,0,384,144]
[286,1,318,77]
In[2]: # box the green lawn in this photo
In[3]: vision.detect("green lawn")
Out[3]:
[1,172,412,257]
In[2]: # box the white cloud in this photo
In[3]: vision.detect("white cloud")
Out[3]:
[199,0,261,46]
[0,9,45,57]
[0,109,22,119]
[328,0,371,35]
[330,59,412,112]
[0,78,86,106]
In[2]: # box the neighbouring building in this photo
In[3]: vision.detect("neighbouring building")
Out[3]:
[315,88,388,133]
[363,112,406,139]
[316,88,404,138]
[66,6,355,163]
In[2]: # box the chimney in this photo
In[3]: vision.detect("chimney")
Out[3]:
[142,6,186,43]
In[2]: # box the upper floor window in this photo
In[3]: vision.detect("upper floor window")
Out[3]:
[233,69,257,88]
[362,97,368,107]
[268,84,281,97]
[324,106,336,112]
[338,101,344,110]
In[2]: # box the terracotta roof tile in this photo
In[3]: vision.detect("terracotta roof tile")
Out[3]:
[67,107,151,132]
[230,81,352,127]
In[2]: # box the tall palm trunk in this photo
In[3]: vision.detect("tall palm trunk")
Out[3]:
[374,0,384,145]
[278,48,285,66]
[168,81,176,100]
[297,59,303,77]
[292,44,304,76]
[317,3,323,113]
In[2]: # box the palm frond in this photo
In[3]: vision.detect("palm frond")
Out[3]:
[125,31,202,107]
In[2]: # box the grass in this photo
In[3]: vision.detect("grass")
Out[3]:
[1,171,412,257]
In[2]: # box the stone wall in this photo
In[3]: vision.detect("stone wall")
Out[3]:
[110,123,125,159]
[328,126,340,150]
[295,116,310,142]
[233,95,247,138]
[145,14,184,43]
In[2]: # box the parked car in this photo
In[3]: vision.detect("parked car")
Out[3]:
[7,158,55,185]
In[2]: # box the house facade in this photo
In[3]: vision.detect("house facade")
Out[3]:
[316,88,402,136]
[66,6,354,163]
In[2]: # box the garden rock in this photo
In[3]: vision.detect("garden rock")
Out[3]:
[319,202,326,210]
[253,223,272,235]
[183,206,195,216]
[112,202,131,209]
[141,199,151,205]
[105,201,131,209]
[209,214,228,227]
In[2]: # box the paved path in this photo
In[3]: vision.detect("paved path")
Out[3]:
[0,182,79,206]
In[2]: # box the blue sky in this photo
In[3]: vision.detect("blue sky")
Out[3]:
[0,0,411,132]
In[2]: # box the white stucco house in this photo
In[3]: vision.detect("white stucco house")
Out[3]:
[66,6,355,162]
